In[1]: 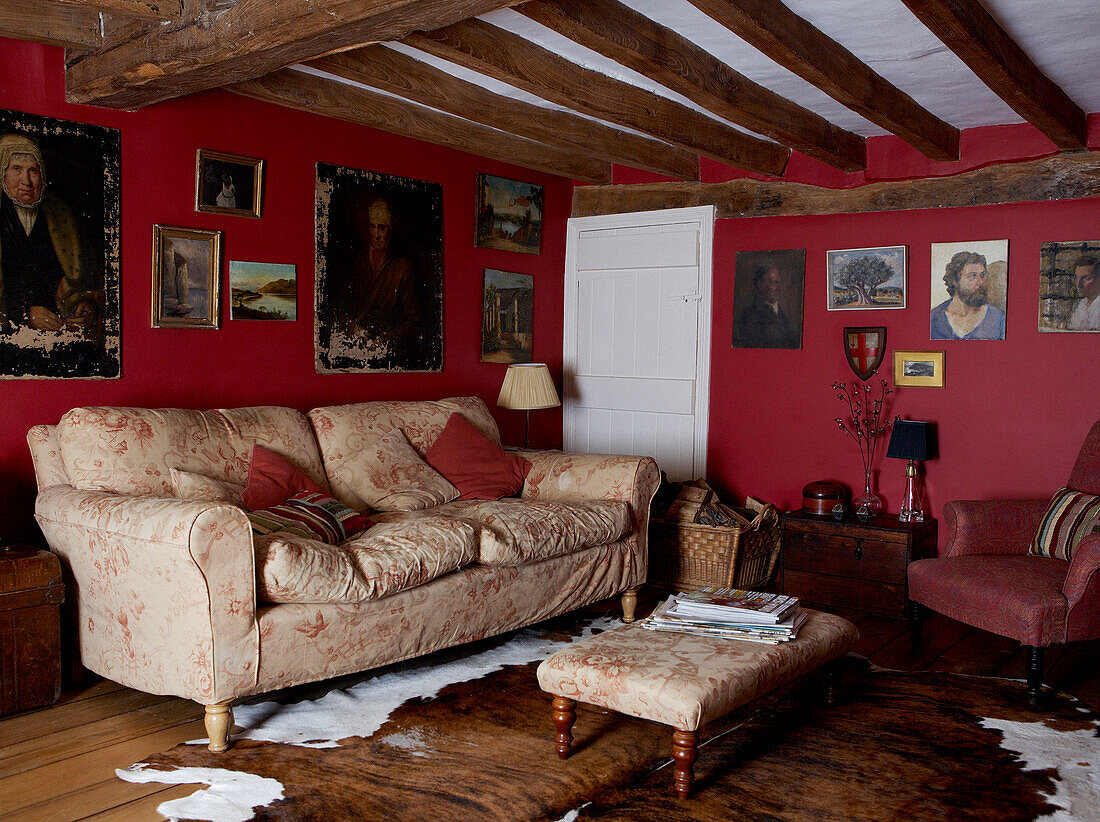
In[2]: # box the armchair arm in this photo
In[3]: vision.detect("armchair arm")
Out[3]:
[34,486,259,704]
[1064,533,1100,642]
[941,499,1049,557]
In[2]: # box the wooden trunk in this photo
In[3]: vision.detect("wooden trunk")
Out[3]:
[0,545,64,715]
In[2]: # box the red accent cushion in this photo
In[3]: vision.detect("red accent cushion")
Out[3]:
[241,444,326,511]
[425,413,531,501]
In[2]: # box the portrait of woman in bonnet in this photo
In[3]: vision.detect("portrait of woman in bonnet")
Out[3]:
[0,131,102,337]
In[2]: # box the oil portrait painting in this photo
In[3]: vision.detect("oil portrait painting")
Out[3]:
[732,248,805,349]
[315,163,443,373]
[481,268,533,363]
[1039,241,1100,333]
[230,261,296,321]
[0,108,120,378]
[476,174,542,255]
[930,239,1007,341]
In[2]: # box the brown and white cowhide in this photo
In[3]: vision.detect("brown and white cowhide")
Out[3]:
[118,617,1099,822]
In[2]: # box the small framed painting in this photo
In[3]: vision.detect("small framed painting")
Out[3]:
[229,261,297,321]
[196,149,264,218]
[151,225,222,329]
[826,246,907,310]
[475,173,543,254]
[481,268,533,363]
[893,350,944,388]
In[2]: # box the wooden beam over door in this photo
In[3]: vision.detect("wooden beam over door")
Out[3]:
[310,46,699,181]
[63,0,524,109]
[516,0,866,172]
[407,19,791,177]
[0,0,102,49]
[572,153,1100,219]
[685,0,961,162]
[898,0,1087,150]
[228,69,612,184]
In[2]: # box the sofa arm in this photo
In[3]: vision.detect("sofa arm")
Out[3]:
[941,499,1049,558]
[34,486,259,704]
[1064,533,1100,642]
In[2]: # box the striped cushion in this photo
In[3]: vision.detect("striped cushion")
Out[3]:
[248,491,373,544]
[1029,487,1100,561]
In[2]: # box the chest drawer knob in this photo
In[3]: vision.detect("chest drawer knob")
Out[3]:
[855,543,863,560]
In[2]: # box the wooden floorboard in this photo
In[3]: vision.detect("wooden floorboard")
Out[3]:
[0,602,1096,820]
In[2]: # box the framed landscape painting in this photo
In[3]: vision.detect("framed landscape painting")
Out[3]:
[826,246,907,310]
[894,351,944,388]
[481,269,533,363]
[151,225,222,329]
[230,261,296,321]
[475,173,543,254]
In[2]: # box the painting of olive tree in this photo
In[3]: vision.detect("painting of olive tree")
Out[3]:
[826,246,907,310]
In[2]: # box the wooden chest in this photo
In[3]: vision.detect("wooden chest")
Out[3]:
[780,511,937,618]
[1,545,65,715]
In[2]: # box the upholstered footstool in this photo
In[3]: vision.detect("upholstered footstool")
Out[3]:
[536,609,859,798]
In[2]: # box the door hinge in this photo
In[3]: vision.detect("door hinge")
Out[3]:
[666,293,703,303]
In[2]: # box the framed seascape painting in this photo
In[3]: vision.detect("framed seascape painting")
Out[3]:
[731,248,805,349]
[0,108,121,379]
[930,239,1008,341]
[481,268,533,363]
[894,351,944,388]
[196,149,263,219]
[315,163,443,373]
[151,225,222,329]
[826,246,906,310]
[475,173,543,255]
[229,261,296,321]
[1039,241,1100,333]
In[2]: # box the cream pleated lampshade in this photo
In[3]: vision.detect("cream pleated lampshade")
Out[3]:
[497,363,561,410]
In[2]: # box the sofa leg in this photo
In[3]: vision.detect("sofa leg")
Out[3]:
[205,702,233,753]
[621,588,639,623]
[1024,645,1045,707]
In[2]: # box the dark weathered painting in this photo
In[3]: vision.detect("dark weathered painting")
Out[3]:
[315,163,443,373]
[475,174,542,254]
[195,149,263,219]
[1039,240,1100,333]
[0,109,120,378]
[481,268,533,363]
[732,249,805,349]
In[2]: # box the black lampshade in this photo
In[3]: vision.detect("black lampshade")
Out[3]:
[887,420,937,461]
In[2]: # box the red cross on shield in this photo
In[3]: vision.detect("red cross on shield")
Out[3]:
[844,326,886,380]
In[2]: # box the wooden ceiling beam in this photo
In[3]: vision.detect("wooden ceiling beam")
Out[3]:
[516,0,865,172]
[572,152,1100,219]
[64,0,523,109]
[899,0,1087,150]
[686,0,960,162]
[56,0,181,21]
[407,19,791,177]
[228,69,612,183]
[310,46,698,181]
[0,0,102,49]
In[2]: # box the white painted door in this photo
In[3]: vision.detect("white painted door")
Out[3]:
[563,206,714,481]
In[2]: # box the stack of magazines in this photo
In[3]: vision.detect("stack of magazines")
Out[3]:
[641,586,807,644]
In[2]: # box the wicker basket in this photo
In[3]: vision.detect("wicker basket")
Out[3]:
[650,502,781,591]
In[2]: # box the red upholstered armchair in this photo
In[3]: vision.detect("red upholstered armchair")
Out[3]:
[908,419,1100,705]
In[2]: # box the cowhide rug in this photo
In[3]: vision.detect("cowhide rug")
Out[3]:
[118,616,1100,822]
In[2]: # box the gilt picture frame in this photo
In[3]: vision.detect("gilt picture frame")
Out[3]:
[151,225,222,329]
[196,149,264,218]
[893,350,944,388]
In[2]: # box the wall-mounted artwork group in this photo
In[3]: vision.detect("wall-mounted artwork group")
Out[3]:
[0,108,120,379]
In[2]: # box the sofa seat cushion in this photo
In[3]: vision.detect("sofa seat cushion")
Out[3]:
[375,498,632,565]
[170,468,245,505]
[255,516,479,604]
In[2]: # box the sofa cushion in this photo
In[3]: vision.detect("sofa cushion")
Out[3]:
[241,444,327,511]
[1029,487,1100,561]
[247,491,373,544]
[255,517,479,603]
[424,413,531,501]
[376,498,632,565]
[307,397,500,509]
[327,428,458,513]
[170,468,245,505]
[57,406,329,498]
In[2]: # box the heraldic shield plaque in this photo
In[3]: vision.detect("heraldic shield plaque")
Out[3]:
[844,326,886,380]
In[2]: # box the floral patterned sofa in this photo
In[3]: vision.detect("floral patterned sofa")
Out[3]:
[27,397,660,752]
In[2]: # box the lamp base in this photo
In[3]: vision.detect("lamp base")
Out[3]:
[897,460,924,523]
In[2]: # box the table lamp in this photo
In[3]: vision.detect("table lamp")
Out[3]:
[497,363,560,448]
[886,420,936,522]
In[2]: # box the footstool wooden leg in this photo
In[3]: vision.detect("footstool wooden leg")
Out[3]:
[671,728,698,798]
[552,696,577,759]
[621,588,639,623]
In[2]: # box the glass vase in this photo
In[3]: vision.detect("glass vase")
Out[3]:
[854,467,882,519]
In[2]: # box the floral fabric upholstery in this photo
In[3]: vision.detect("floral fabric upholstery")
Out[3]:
[1068,419,1100,496]
[308,397,499,510]
[27,425,70,491]
[331,428,458,512]
[171,468,245,505]
[255,516,478,603]
[537,611,858,731]
[56,406,329,499]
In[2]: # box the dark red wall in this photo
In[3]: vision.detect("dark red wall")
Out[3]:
[0,39,571,543]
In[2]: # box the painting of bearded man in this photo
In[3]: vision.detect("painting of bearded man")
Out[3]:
[930,240,1008,341]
